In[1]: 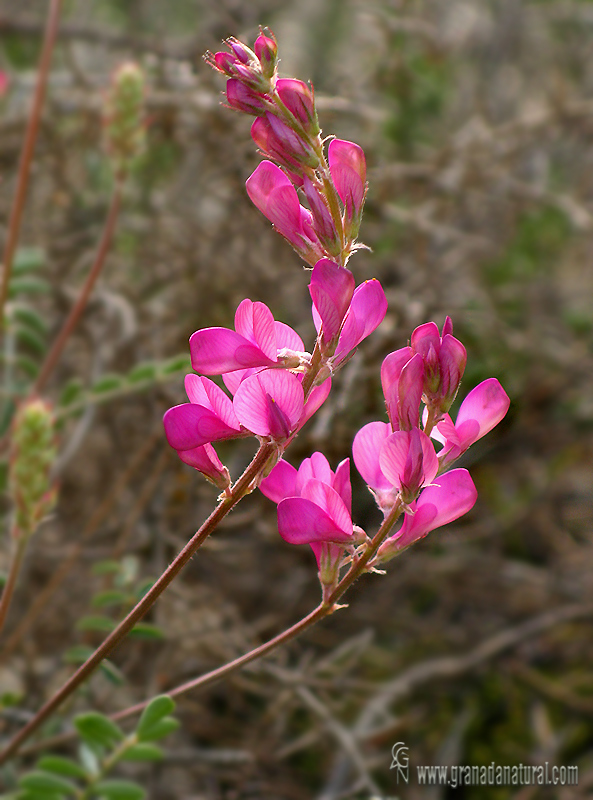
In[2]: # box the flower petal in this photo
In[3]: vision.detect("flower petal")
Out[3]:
[333,279,387,363]
[278,497,352,544]
[189,328,276,374]
[163,403,241,450]
[234,299,277,360]
[260,459,298,503]
[233,369,304,438]
[353,421,392,491]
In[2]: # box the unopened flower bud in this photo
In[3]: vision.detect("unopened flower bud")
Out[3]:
[276,79,319,137]
[9,399,57,538]
[103,62,146,176]
[254,29,278,80]
[226,79,268,115]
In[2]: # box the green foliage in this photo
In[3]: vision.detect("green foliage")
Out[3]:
[5,698,176,799]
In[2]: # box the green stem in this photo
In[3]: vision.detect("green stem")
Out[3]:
[0,0,63,331]
[0,532,28,638]
[0,441,276,765]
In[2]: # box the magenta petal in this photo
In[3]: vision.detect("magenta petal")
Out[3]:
[378,431,408,490]
[185,375,239,429]
[297,452,333,488]
[395,469,477,547]
[234,299,277,360]
[334,279,387,363]
[353,421,392,491]
[233,370,304,438]
[260,459,298,503]
[278,497,352,544]
[309,259,355,342]
[328,138,366,210]
[246,161,303,244]
[410,321,440,359]
[163,403,240,450]
[397,353,424,430]
[297,375,331,430]
[190,328,276,374]
[333,458,352,512]
[455,378,510,445]
[274,321,305,353]
[381,347,413,406]
[301,479,352,535]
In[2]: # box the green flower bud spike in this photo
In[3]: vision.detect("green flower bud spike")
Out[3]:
[102,62,146,178]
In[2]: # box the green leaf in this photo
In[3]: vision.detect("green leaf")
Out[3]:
[91,375,124,394]
[127,363,157,383]
[15,354,39,378]
[13,247,45,274]
[18,770,77,795]
[12,306,48,335]
[136,695,176,741]
[119,742,163,762]
[36,756,87,779]
[129,623,165,641]
[74,712,124,748]
[92,779,145,800]
[76,615,116,633]
[92,590,128,609]
[8,277,50,297]
[91,560,123,576]
[136,716,179,743]
[98,658,126,687]
[63,645,95,664]
[59,379,84,407]
[161,354,190,375]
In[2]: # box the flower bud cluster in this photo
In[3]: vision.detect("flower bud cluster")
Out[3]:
[206,29,367,266]
[102,61,146,176]
[9,399,57,538]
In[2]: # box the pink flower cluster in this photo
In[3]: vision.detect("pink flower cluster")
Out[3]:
[206,29,366,265]
[163,30,512,594]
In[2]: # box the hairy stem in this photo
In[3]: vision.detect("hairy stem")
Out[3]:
[0,441,276,765]
[0,0,63,329]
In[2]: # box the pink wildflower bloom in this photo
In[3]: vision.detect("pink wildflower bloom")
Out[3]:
[225,79,267,115]
[432,378,510,467]
[246,160,324,261]
[190,298,305,376]
[410,317,467,413]
[378,469,477,559]
[324,279,387,367]
[251,115,318,173]
[261,453,356,545]
[276,78,319,135]
[303,177,341,256]
[309,259,355,346]
[178,443,230,490]
[254,30,278,79]
[163,375,243,451]
[352,421,398,514]
[328,139,367,238]
[379,428,439,504]
[233,369,304,440]
[381,350,424,431]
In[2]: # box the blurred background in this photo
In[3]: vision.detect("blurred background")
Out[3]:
[0,0,592,797]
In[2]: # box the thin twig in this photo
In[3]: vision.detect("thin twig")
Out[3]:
[0,534,27,638]
[0,0,63,328]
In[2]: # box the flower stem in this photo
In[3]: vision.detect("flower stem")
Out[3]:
[0,0,63,331]
[0,441,276,765]
[32,179,124,396]
[0,531,27,638]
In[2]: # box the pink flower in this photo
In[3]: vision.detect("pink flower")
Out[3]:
[254,29,278,79]
[411,318,467,413]
[377,469,477,559]
[309,259,355,347]
[328,139,367,238]
[225,79,267,115]
[352,421,398,514]
[328,279,388,367]
[189,298,305,376]
[177,443,230,490]
[432,378,510,467]
[260,453,364,592]
[233,369,304,440]
[381,350,424,431]
[246,161,324,261]
[251,115,318,174]
[163,375,244,451]
[303,177,341,256]
[276,78,319,135]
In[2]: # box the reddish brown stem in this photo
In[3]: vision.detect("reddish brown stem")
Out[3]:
[32,182,123,395]
[0,442,276,765]
[0,0,63,327]
[0,532,27,638]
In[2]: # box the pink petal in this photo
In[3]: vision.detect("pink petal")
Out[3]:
[233,369,304,439]
[296,375,331,431]
[178,443,229,488]
[309,259,355,342]
[455,378,510,446]
[184,375,239,429]
[234,299,277,361]
[333,279,387,363]
[328,139,366,211]
[379,430,438,492]
[394,469,478,548]
[333,458,352,512]
[397,353,424,430]
[163,403,241,450]
[410,321,441,359]
[274,321,305,353]
[297,452,333,488]
[352,421,392,491]
[301,479,352,535]
[381,347,413,406]
[189,328,276,374]
[259,459,298,503]
[278,497,353,544]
